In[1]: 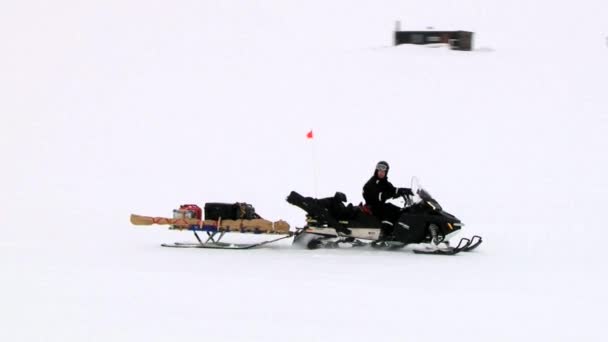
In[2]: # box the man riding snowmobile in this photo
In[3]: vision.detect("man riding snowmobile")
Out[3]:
[363,161,413,239]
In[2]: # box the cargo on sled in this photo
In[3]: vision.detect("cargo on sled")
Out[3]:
[130,202,292,249]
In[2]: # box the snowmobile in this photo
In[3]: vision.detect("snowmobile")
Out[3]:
[287,177,482,255]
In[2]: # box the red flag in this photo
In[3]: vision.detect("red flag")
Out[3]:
[306,130,314,139]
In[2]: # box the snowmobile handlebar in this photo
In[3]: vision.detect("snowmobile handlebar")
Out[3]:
[401,194,413,207]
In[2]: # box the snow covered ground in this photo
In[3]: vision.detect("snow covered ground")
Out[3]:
[1,1,607,341]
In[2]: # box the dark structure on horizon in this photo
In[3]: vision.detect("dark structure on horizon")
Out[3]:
[393,22,474,51]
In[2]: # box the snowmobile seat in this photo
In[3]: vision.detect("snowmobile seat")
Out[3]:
[287,191,382,229]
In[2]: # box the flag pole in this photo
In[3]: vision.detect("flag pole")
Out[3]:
[307,130,318,197]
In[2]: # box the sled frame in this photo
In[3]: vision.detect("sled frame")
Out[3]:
[193,230,227,244]
[161,230,294,250]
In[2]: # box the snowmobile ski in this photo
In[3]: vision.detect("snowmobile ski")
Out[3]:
[439,235,482,252]
[412,237,471,255]
[462,235,483,251]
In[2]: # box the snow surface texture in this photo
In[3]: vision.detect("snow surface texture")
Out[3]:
[1,1,607,341]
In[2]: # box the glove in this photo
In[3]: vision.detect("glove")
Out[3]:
[396,187,413,197]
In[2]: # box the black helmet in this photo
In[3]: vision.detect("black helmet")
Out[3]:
[376,161,389,172]
[374,161,389,177]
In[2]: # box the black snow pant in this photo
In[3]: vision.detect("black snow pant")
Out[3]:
[371,203,402,238]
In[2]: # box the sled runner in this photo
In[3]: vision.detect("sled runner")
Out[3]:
[130,203,293,249]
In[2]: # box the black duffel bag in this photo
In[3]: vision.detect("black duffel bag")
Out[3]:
[204,202,260,220]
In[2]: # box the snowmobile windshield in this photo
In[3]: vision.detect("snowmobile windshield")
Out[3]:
[411,177,424,198]
[417,188,434,202]
[410,177,442,211]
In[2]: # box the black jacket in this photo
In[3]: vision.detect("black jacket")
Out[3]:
[363,175,397,213]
